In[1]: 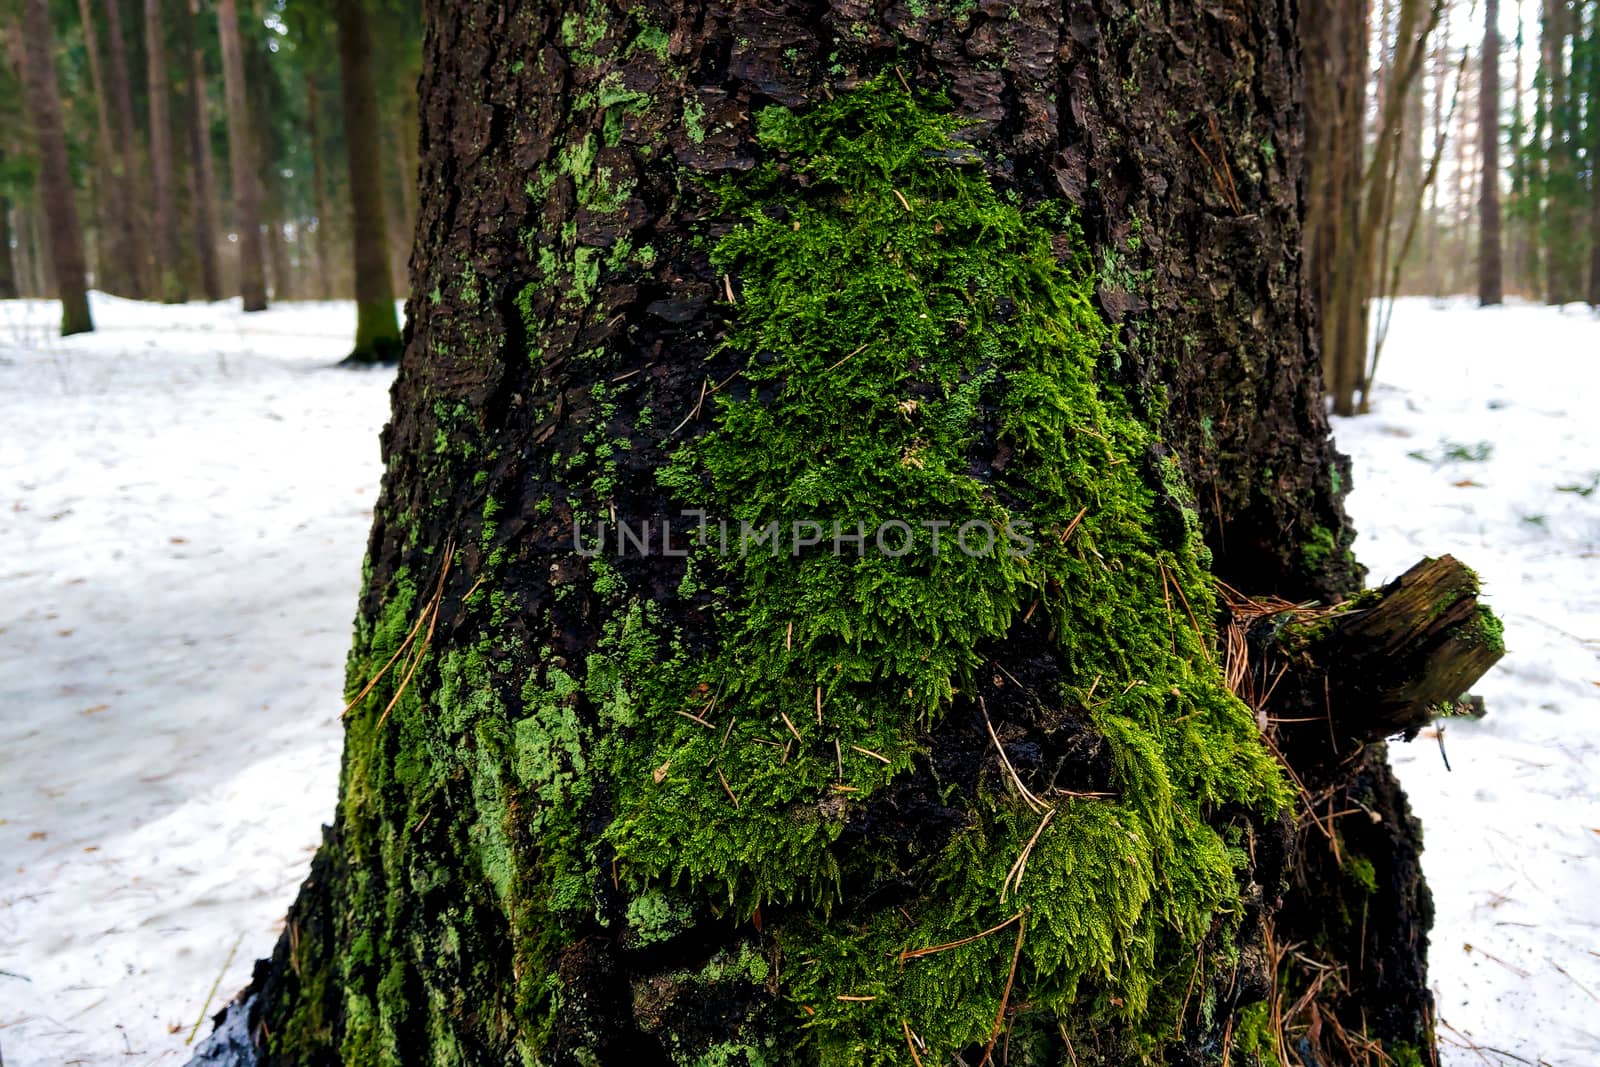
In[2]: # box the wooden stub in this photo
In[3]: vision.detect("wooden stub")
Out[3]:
[1311,555,1505,741]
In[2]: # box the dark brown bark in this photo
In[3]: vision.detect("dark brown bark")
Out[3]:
[191,3,1479,1065]
[102,0,153,297]
[185,0,222,301]
[147,0,187,302]
[18,0,93,334]
[335,0,399,360]
[1480,0,1504,305]
[1542,0,1574,304]
[216,0,267,310]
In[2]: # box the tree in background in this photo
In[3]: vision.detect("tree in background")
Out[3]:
[184,0,222,301]
[1305,0,1444,415]
[191,3,1499,1065]
[216,0,266,310]
[334,0,400,361]
[147,0,187,302]
[15,0,93,334]
[1482,0,1505,304]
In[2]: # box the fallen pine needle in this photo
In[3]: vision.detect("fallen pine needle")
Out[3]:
[836,994,877,1002]
[903,1019,926,1067]
[716,767,739,808]
[186,932,243,1045]
[851,744,892,765]
[980,914,1027,1065]
[899,911,1024,964]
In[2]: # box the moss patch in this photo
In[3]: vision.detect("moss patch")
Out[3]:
[589,78,1289,1061]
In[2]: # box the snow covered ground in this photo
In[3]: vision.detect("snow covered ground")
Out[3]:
[0,294,1593,1066]
[1336,297,1600,1067]
[0,295,394,1066]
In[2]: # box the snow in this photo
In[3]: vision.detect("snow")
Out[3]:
[1336,297,1600,1066]
[0,293,1593,1066]
[0,294,394,1066]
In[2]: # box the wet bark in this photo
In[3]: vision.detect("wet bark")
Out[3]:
[185,0,223,302]
[1480,0,1503,306]
[148,0,188,302]
[335,0,400,362]
[18,0,93,334]
[192,2,1489,1065]
[216,0,267,311]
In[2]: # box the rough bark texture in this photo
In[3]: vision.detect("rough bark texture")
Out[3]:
[186,0,223,303]
[192,3,1488,1066]
[1479,0,1503,306]
[147,0,188,302]
[216,0,267,311]
[18,0,94,335]
[336,0,401,362]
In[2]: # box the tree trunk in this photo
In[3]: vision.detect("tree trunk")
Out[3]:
[335,0,399,362]
[0,186,16,299]
[101,0,154,298]
[215,0,267,311]
[77,0,140,297]
[147,0,187,302]
[305,69,334,301]
[17,0,93,334]
[1481,0,1504,305]
[193,4,1501,1066]
[184,0,222,302]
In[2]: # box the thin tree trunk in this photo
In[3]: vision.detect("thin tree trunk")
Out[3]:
[17,0,93,333]
[187,5,1493,1067]
[335,0,399,361]
[216,0,267,311]
[0,185,16,299]
[184,0,222,301]
[1481,0,1504,305]
[77,0,139,297]
[147,0,187,302]
[102,0,152,297]
[305,69,334,300]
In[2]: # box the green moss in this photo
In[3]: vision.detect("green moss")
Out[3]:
[590,77,1287,1061]
[1343,854,1378,895]
[1230,999,1282,1066]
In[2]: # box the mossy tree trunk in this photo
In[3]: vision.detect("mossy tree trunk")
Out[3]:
[195,3,1498,1066]
[336,0,402,363]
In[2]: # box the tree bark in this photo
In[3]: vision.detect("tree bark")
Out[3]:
[335,0,400,361]
[18,0,94,334]
[184,0,222,302]
[215,0,267,311]
[192,3,1496,1065]
[1480,0,1504,305]
[147,0,188,302]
